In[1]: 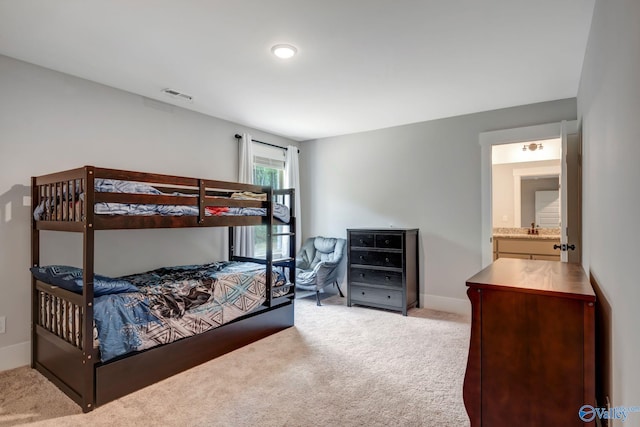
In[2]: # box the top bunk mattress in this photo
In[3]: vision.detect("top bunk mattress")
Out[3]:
[33,178,290,223]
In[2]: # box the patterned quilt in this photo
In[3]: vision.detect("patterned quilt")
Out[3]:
[93,261,288,361]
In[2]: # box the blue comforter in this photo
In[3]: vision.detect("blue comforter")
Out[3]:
[94,261,287,361]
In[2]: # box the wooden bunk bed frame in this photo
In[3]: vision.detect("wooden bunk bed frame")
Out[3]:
[30,166,296,412]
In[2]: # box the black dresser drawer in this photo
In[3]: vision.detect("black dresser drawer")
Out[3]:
[375,234,402,249]
[350,233,374,248]
[350,250,402,268]
[350,285,403,308]
[349,267,403,288]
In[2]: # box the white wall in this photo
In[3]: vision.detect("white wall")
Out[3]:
[301,99,576,314]
[0,55,297,370]
[578,0,640,413]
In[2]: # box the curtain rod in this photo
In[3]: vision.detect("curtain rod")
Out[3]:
[234,134,299,153]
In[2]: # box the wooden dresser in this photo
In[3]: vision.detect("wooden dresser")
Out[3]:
[463,259,595,426]
[347,228,418,316]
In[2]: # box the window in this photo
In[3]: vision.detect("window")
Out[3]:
[254,156,284,188]
[252,143,286,258]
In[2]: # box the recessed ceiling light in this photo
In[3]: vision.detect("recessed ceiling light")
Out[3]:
[271,44,297,59]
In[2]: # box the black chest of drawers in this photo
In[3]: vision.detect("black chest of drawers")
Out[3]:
[347,228,419,316]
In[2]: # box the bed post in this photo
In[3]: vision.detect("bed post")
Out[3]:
[82,166,97,412]
[265,188,273,306]
[30,176,39,369]
[197,179,205,224]
[228,227,234,261]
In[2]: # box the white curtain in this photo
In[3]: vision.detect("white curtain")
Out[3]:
[234,133,254,257]
[284,146,301,253]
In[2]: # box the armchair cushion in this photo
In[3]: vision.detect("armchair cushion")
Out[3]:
[295,236,346,289]
[310,237,343,268]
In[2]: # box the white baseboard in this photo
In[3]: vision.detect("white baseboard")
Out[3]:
[421,294,471,317]
[0,341,30,372]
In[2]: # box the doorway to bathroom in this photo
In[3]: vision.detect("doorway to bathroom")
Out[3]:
[479,121,582,266]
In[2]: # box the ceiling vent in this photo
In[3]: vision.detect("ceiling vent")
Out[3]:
[161,88,193,103]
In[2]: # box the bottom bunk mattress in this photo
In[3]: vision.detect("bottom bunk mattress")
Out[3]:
[32,261,290,362]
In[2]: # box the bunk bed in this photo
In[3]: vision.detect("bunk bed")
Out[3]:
[30,166,296,412]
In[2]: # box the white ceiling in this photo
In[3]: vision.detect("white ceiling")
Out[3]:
[0,1,595,141]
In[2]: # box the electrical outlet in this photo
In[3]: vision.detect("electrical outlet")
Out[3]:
[0,316,5,334]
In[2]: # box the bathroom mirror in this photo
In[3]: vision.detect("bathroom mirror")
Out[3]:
[520,175,560,228]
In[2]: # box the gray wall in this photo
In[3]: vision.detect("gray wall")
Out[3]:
[301,99,576,313]
[578,0,640,411]
[0,55,297,368]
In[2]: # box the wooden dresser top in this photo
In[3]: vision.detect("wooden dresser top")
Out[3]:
[466,258,595,301]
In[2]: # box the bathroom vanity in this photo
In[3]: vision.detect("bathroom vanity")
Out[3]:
[492,227,561,261]
[493,235,560,261]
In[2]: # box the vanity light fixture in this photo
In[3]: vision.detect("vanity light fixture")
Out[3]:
[522,142,544,152]
[271,44,297,59]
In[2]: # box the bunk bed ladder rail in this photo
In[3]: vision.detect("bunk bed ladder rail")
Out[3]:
[227,187,297,308]
[273,188,296,304]
[227,185,275,307]
[265,186,273,307]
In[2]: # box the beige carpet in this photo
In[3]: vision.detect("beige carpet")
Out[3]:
[0,295,471,427]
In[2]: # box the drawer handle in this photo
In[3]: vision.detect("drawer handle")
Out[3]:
[385,276,390,281]
[359,273,365,278]
[385,257,390,263]
[387,295,391,299]
[360,255,365,261]
[359,239,364,244]
[385,239,390,244]
[361,291,365,296]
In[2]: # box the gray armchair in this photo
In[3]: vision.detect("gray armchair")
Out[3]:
[296,236,346,306]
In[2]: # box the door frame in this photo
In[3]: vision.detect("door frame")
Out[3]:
[479,120,578,267]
